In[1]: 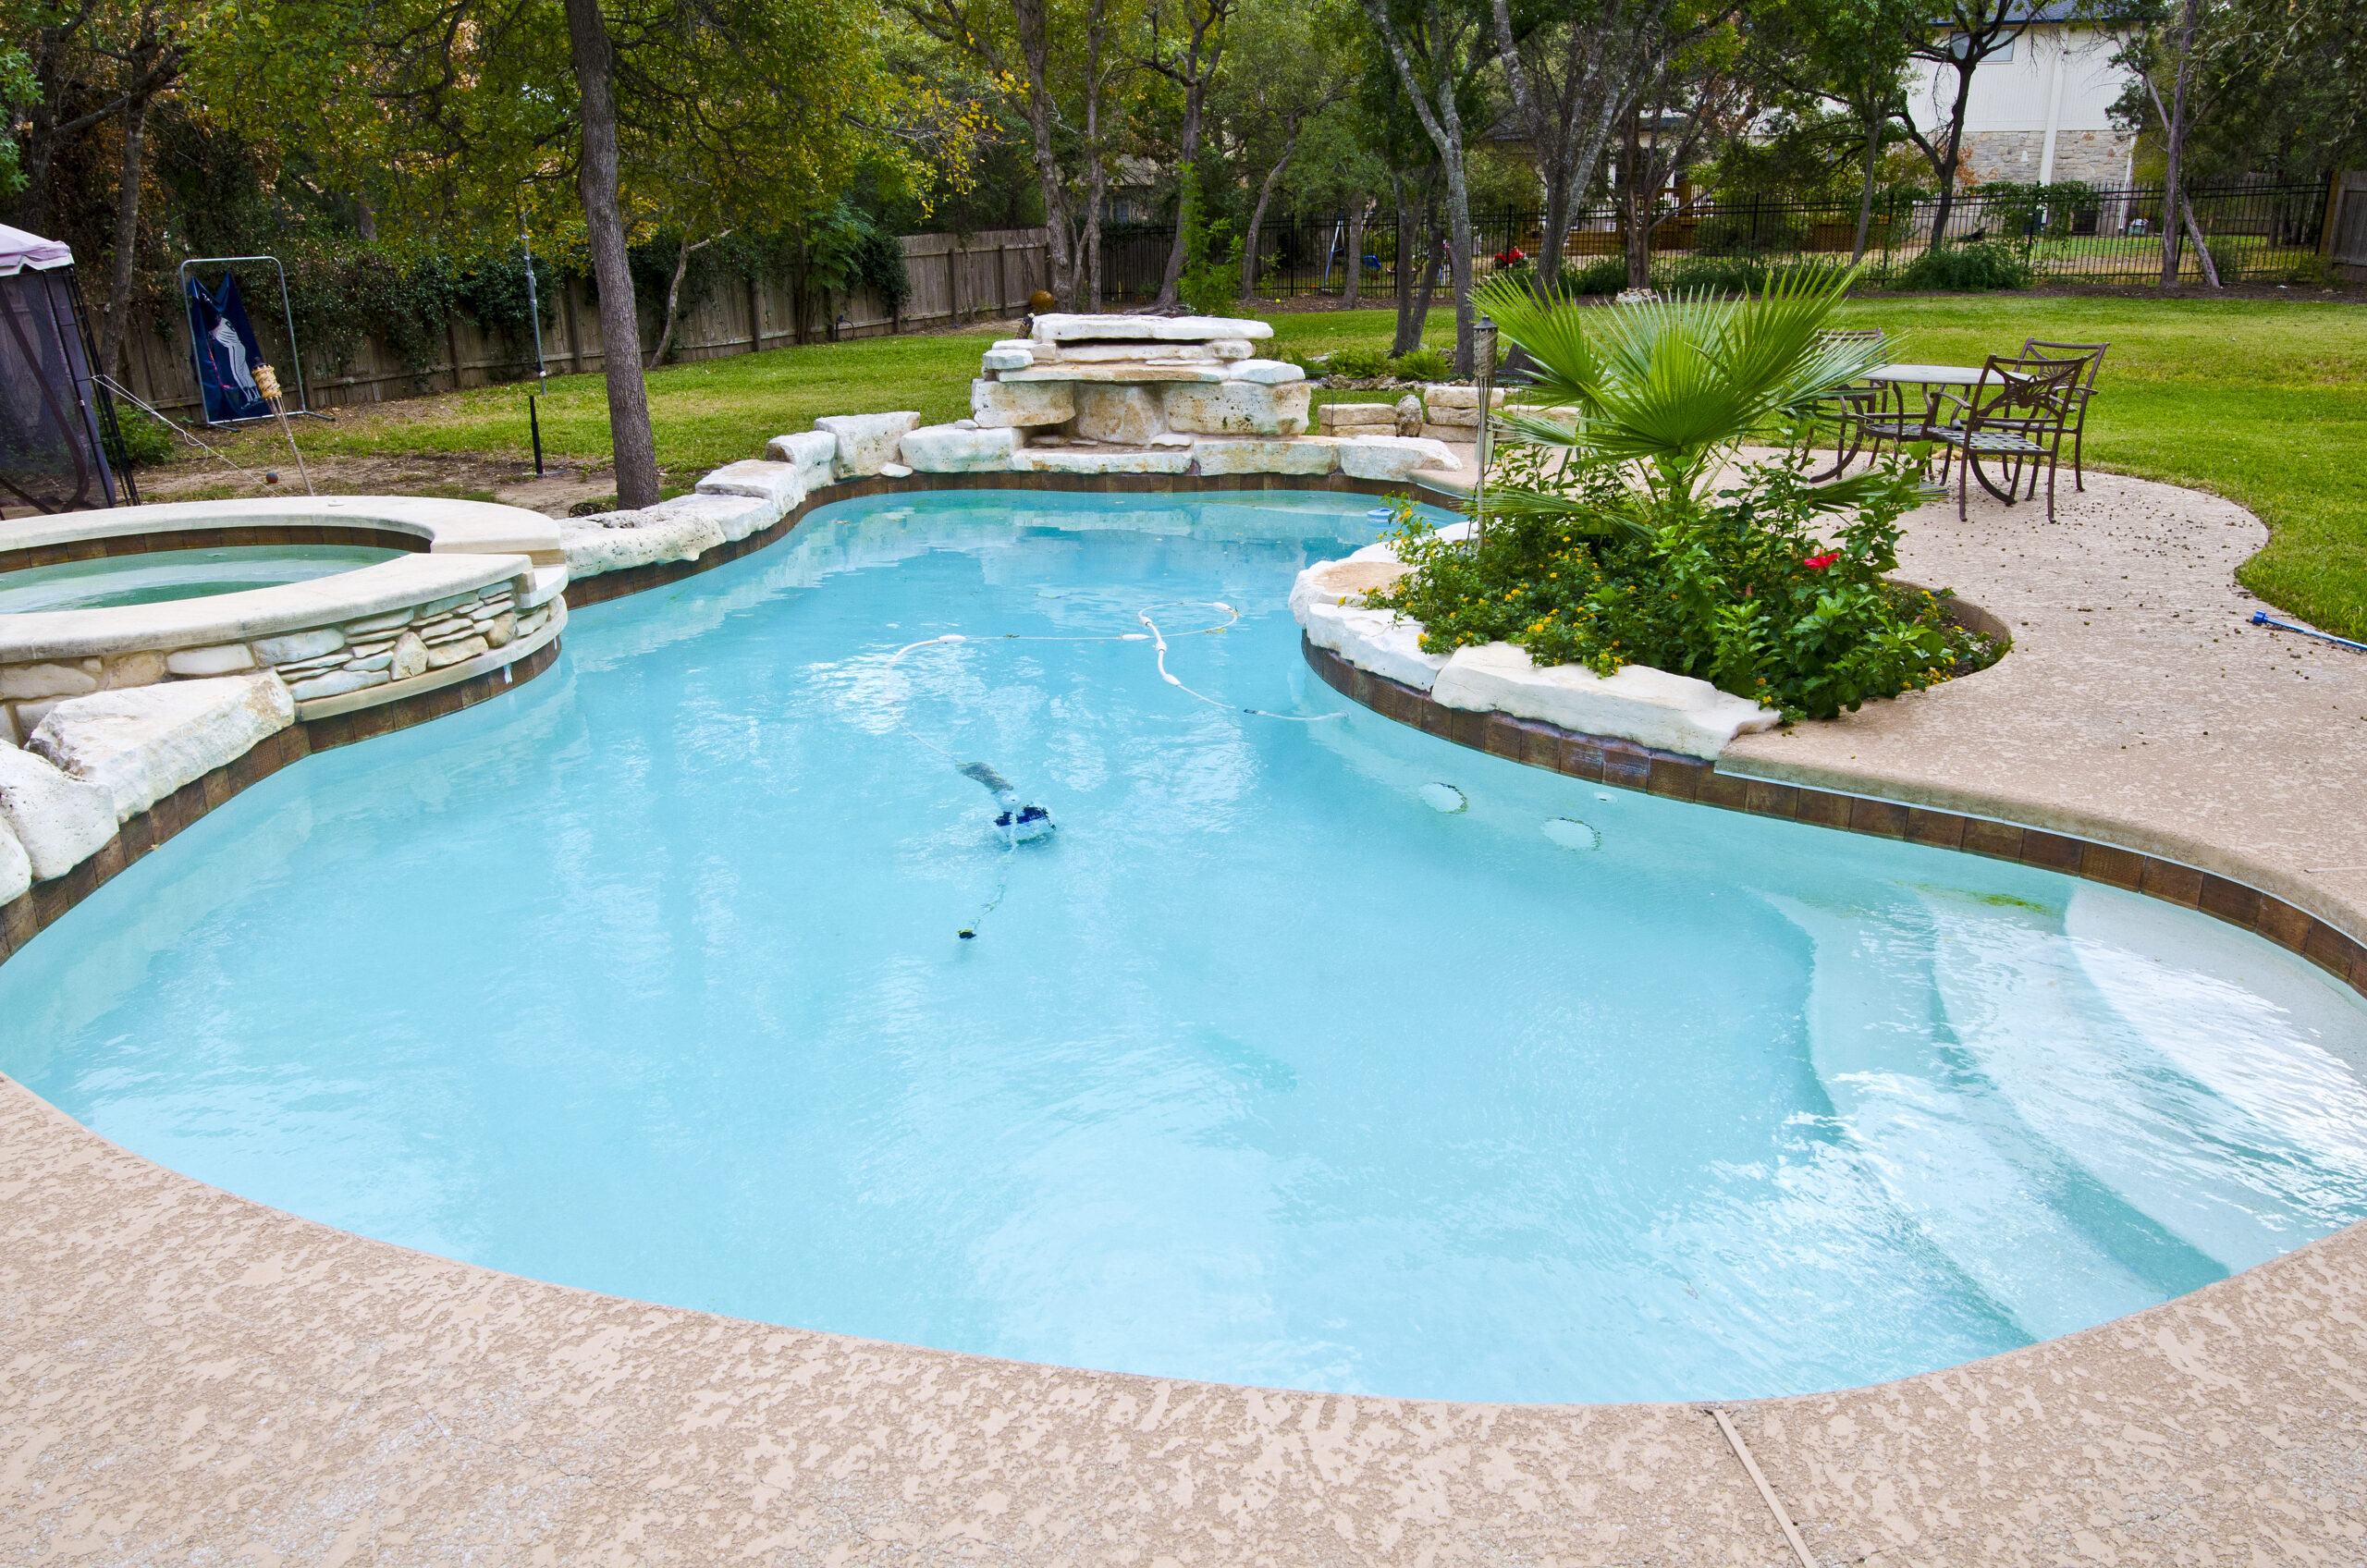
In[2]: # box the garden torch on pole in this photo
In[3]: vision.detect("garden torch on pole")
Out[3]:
[521,214,547,476]
[1470,313,1498,549]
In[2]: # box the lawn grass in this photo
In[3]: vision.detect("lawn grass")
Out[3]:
[240,295,2367,638]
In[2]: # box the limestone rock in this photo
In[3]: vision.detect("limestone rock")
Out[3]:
[1299,600,1450,693]
[104,651,166,688]
[900,424,1019,472]
[878,462,914,478]
[426,635,490,669]
[970,378,1073,429]
[649,490,771,545]
[1012,447,1192,475]
[1420,423,1476,443]
[981,347,1034,373]
[252,628,345,666]
[1421,384,1508,410]
[1430,642,1780,759]
[1221,359,1306,386]
[26,672,296,823]
[559,508,728,577]
[815,411,922,476]
[285,668,387,701]
[1053,343,1219,364]
[517,566,568,611]
[0,815,27,904]
[165,643,257,678]
[1029,312,1273,343]
[1394,394,1424,435]
[1161,380,1310,436]
[1318,403,1396,433]
[696,459,805,517]
[1000,363,1224,385]
[1338,435,1460,481]
[765,430,839,491]
[1209,338,1253,360]
[0,743,114,878]
[1191,438,1339,476]
[1074,385,1166,445]
[484,612,516,648]
[1423,404,1483,428]
[0,662,98,701]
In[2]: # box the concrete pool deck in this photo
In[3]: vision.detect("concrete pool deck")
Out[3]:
[3,471,2363,1562]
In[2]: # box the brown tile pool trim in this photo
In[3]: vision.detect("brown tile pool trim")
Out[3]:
[0,524,428,575]
[0,634,558,968]
[1304,634,2367,1000]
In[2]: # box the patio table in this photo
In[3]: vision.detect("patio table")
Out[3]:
[1832,362,1990,472]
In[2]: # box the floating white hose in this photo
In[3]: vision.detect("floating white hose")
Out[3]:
[880,603,1342,938]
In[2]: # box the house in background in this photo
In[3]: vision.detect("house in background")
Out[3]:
[1908,4,2139,190]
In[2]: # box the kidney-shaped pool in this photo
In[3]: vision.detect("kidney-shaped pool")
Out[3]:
[5,489,2363,1405]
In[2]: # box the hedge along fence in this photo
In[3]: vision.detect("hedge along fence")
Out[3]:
[118,227,1052,420]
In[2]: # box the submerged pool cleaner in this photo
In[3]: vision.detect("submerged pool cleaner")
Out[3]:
[885,605,1340,938]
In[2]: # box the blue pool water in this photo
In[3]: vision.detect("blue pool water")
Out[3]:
[5,490,2364,1404]
[0,543,404,613]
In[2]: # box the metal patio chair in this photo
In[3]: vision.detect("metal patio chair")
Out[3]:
[1803,327,1886,480]
[2017,339,2107,491]
[1923,353,2088,521]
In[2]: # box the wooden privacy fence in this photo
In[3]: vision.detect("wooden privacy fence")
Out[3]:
[2326,171,2367,284]
[118,227,1051,419]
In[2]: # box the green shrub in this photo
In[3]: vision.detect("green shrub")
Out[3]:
[103,409,178,469]
[1662,253,1773,295]
[1563,257,1628,295]
[1388,346,1452,381]
[1894,239,2033,291]
[1323,345,1394,378]
[1367,459,1993,720]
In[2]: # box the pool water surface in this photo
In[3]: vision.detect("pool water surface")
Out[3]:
[3,490,2362,1404]
[0,542,404,613]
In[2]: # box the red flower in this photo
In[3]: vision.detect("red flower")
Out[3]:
[1803,551,1840,570]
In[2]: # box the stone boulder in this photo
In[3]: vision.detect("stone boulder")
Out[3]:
[1336,435,1461,481]
[29,673,296,822]
[1161,380,1310,436]
[1029,312,1273,343]
[647,490,774,545]
[1012,447,1192,475]
[1429,642,1779,759]
[1191,438,1339,476]
[900,424,1019,472]
[1318,403,1396,435]
[0,815,26,904]
[765,430,839,492]
[696,459,805,523]
[971,378,1075,429]
[0,741,117,880]
[559,508,729,577]
[1074,385,1165,445]
[815,411,922,477]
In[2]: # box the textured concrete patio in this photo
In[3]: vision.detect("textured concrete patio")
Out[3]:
[2,470,2362,1563]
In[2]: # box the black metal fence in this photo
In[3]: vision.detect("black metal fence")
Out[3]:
[1097,181,2331,302]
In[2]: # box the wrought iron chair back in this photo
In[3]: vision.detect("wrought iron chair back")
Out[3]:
[1925,353,2087,521]
[2017,338,2108,491]
[1804,327,1887,480]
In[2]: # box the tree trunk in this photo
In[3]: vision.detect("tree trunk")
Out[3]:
[1360,0,1479,374]
[1851,104,1883,262]
[1623,107,1650,288]
[1239,135,1302,299]
[563,0,661,509]
[1410,210,1443,347]
[1922,61,1979,251]
[1158,88,1208,305]
[1392,176,1419,350]
[2157,0,2199,287]
[1012,0,1079,304]
[1080,0,1110,312]
[99,91,150,379]
[647,232,716,370]
[1343,202,1364,306]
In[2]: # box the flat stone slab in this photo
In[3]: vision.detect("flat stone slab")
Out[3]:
[764,431,838,491]
[1012,447,1192,475]
[1429,641,1779,758]
[27,673,296,822]
[1029,312,1272,344]
[901,424,1020,472]
[1191,437,1339,476]
[559,508,728,577]
[0,814,25,903]
[1336,434,1461,481]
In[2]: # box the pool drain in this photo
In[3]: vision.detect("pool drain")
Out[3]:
[1542,818,1601,851]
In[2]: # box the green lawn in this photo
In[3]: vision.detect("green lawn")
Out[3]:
[267,297,2367,639]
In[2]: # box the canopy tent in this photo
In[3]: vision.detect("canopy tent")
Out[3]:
[0,223,131,514]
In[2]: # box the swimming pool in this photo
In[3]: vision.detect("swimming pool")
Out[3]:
[0,542,405,613]
[3,489,2361,1405]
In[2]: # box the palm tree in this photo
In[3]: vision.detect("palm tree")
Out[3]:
[1472,263,1894,524]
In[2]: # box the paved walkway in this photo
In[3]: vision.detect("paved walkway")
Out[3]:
[3,472,2363,1564]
